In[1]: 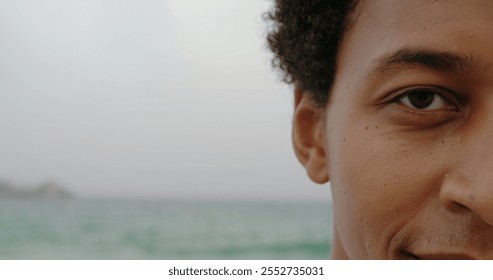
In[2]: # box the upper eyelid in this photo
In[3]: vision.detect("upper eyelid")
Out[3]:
[394,86,449,97]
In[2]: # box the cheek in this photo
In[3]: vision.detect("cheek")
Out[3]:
[327,121,448,258]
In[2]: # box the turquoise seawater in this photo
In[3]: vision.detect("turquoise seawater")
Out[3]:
[0,199,333,259]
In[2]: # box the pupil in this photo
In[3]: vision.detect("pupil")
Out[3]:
[408,92,434,109]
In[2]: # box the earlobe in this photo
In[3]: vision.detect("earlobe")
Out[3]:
[292,89,330,184]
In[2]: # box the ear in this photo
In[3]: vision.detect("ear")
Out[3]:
[292,89,329,184]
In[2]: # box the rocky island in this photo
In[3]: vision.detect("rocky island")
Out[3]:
[0,180,72,198]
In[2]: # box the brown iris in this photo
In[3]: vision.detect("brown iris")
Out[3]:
[407,91,434,109]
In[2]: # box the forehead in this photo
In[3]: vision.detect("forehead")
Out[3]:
[352,0,493,34]
[339,0,493,73]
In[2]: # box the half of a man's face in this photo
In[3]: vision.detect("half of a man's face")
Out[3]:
[297,0,493,259]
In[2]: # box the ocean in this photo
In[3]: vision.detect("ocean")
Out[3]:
[0,198,333,259]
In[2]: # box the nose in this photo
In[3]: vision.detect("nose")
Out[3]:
[440,170,493,225]
[439,121,493,225]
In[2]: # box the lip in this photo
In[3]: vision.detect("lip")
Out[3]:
[405,252,476,260]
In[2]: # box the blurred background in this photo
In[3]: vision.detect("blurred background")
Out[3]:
[0,0,333,259]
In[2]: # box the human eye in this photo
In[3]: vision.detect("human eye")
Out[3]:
[391,86,459,113]
[382,85,463,128]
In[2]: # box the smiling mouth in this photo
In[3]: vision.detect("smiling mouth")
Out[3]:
[402,251,476,260]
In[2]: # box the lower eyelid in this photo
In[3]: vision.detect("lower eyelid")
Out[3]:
[392,102,460,119]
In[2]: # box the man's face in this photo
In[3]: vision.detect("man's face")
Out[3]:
[296,0,493,259]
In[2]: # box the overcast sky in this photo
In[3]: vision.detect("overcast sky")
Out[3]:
[0,0,332,201]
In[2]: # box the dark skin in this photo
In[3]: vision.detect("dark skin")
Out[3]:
[293,0,493,259]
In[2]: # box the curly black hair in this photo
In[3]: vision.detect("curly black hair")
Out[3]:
[266,0,359,106]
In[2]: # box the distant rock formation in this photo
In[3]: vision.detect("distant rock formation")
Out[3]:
[0,180,72,198]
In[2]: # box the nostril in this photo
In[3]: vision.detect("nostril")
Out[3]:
[440,189,471,213]
[449,201,471,212]
[439,174,473,212]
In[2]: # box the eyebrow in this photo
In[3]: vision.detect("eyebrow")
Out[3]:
[369,48,487,76]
